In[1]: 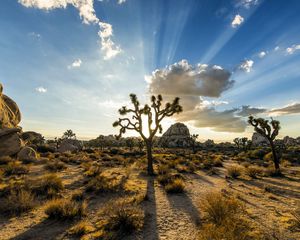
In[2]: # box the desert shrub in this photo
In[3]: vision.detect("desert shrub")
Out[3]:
[71,190,85,202]
[200,192,242,225]
[176,164,189,173]
[157,164,170,175]
[0,156,12,165]
[241,162,250,168]
[248,148,268,160]
[0,189,36,216]
[44,160,67,172]
[263,166,283,177]
[32,174,64,197]
[226,165,242,179]
[68,220,94,236]
[96,201,144,239]
[84,165,102,177]
[244,166,263,178]
[85,175,121,193]
[45,198,86,219]
[157,173,171,186]
[263,152,273,162]
[202,159,214,170]
[213,158,223,167]
[3,161,29,176]
[165,178,185,193]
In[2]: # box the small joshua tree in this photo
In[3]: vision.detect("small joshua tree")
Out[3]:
[248,116,281,173]
[234,137,252,152]
[113,94,182,175]
[62,129,76,140]
[189,134,199,153]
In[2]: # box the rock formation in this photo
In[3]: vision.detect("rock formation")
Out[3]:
[252,132,268,146]
[0,83,38,158]
[159,123,191,148]
[58,139,83,153]
[0,83,21,128]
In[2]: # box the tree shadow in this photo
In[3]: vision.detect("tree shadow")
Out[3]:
[12,218,74,240]
[141,177,159,240]
[192,172,214,185]
[166,191,201,226]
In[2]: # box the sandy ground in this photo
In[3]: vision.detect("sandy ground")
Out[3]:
[0,161,300,240]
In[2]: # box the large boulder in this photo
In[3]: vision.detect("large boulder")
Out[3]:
[159,123,191,148]
[21,131,44,145]
[0,83,21,128]
[0,128,24,157]
[58,139,83,153]
[252,132,268,146]
[18,146,38,162]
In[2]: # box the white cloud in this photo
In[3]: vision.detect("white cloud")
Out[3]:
[258,51,266,58]
[235,0,259,9]
[68,59,82,69]
[118,0,126,4]
[19,0,98,24]
[286,44,300,55]
[98,22,122,60]
[19,0,122,60]
[35,86,47,93]
[239,59,254,73]
[274,46,280,51]
[231,14,244,28]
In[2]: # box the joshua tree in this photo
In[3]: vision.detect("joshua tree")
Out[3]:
[234,137,252,152]
[62,129,76,140]
[248,116,281,173]
[113,94,182,175]
[189,134,199,153]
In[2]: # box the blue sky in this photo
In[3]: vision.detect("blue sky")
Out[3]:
[1,0,300,141]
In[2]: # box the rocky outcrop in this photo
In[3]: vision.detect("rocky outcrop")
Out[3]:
[0,128,24,157]
[283,136,298,146]
[159,123,191,148]
[21,131,44,145]
[58,139,83,153]
[0,83,21,128]
[252,132,268,146]
[18,146,38,162]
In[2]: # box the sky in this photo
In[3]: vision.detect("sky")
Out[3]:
[1,0,300,142]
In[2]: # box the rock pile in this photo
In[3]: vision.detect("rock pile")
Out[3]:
[159,123,191,148]
[0,83,38,161]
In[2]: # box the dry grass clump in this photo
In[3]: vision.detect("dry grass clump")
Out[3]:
[165,178,185,194]
[44,160,67,172]
[263,166,283,177]
[244,165,263,178]
[45,198,87,220]
[226,165,242,179]
[68,220,95,237]
[95,200,144,239]
[3,161,29,176]
[85,174,123,193]
[84,164,102,177]
[198,191,253,240]
[32,174,64,198]
[0,189,36,216]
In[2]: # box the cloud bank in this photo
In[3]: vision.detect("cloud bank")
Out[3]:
[18,0,121,59]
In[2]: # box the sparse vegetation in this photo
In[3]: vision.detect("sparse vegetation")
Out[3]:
[226,165,242,179]
[45,198,86,219]
[165,178,185,193]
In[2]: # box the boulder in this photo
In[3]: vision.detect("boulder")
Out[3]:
[159,123,191,148]
[252,132,268,146]
[18,146,38,162]
[58,139,83,153]
[0,128,24,157]
[21,131,44,145]
[0,83,21,128]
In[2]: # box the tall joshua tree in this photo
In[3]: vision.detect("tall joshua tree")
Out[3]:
[248,116,281,173]
[113,94,182,175]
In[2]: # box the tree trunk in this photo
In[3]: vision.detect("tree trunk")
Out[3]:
[146,140,154,175]
[270,141,280,173]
